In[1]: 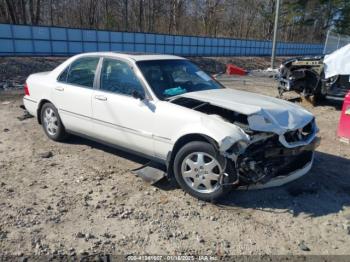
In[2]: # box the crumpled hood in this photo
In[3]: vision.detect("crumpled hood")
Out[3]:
[178,88,314,134]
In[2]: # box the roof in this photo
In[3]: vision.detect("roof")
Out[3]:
[49,52,186,79]
[76,52,186,62]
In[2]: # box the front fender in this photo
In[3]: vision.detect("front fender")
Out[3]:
[171,115,250,151]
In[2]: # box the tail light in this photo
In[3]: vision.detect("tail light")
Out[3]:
[24,83,30,96]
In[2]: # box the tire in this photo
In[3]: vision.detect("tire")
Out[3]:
[40,102,68,141]
[301,92,326,106]
[173,141,236,201]
[312,91,326,105]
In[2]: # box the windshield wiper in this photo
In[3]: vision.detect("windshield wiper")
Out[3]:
[192,102,209,110]
[164,96,177,102]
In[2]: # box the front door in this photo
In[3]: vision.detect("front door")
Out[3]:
[91,58,156,156]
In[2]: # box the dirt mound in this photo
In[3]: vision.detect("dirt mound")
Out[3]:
[189,56,289,74]
[0,57,66,90]
[0,56,289,90]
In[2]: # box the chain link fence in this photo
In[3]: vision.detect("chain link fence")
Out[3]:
[324,30,350,54]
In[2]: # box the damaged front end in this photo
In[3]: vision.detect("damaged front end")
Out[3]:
[224,132,319,187]
[170,96,320,188]
[221,117,320,188]
[277,56,324,98]
[277,55,350,101]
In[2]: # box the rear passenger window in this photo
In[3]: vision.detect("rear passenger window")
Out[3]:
[65,57,99,88]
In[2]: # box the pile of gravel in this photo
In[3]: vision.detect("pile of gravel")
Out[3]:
[0,57,66,91]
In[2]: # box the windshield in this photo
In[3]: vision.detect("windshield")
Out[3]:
[136,59,223,100]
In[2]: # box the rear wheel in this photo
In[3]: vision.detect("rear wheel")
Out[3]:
[173,141,236,201]
[41,102,68,141]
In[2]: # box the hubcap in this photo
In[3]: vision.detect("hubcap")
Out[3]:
[181,152,222,194]
[43,108,58,136]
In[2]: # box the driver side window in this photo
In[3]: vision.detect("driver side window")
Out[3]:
[100,58,145,97]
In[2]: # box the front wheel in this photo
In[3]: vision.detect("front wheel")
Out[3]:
[173,141,236,201]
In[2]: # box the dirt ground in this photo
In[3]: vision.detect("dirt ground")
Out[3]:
[1,63,350,258]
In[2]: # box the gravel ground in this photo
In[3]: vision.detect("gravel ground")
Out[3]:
[0,62,350,258]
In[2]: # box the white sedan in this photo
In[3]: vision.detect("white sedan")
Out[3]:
[23,52,320,201]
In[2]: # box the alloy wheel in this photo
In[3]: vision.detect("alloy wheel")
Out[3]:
[43,107,58,136]
[181,152,222,194]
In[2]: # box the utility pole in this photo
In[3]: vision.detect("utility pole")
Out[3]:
[271,0,281,69]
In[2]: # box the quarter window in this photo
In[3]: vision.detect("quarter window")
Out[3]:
[100,58,145,96]
[63,57,99,88]
[58,66,69,82]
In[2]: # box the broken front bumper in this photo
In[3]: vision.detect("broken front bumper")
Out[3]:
[239,153,314,189]
[239,136,320,189]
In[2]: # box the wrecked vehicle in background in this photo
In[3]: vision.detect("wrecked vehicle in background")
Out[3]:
[23,52,320,201]
[278,44,350,102]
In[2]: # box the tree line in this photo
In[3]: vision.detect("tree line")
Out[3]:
[1,0,349,43]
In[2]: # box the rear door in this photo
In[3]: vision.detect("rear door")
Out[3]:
[91,57,155,156]
[53,56,100,135]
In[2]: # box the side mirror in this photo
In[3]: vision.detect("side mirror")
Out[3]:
[132,90,145,100]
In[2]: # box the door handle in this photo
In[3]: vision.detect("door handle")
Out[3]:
[94,95,107,101]
[55,86,64,91]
